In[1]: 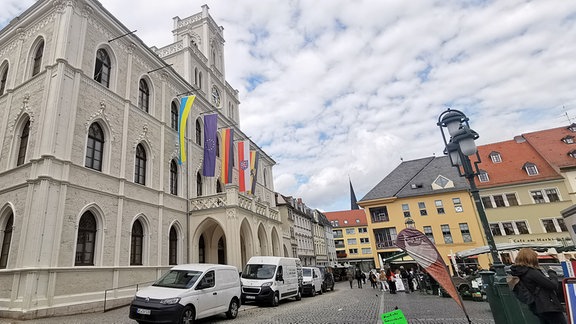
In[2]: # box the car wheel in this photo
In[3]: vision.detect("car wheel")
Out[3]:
[226,299,239,319]
[271,292,280,307]
[295,288,302,301]
[321,284,326,293]
[311,286,316,297]
[331,285,334,291]
[319,285,323,295]
[179,305,194,324]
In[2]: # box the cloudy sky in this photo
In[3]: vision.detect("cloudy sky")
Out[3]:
[3,0,576,212]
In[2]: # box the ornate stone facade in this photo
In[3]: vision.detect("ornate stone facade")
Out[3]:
[0,0,281,319]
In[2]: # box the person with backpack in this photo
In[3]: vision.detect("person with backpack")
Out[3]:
[510,248,566,324]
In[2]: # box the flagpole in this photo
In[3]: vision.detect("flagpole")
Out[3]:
[185,129,190,264]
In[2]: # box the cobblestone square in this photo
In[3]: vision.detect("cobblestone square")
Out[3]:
[1,281,496,324]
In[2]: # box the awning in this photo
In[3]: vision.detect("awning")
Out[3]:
[449,255,478,259]
[382,252,408,263]
[390,260,417,265]
[455,242,564,258]
[537,255,557,260]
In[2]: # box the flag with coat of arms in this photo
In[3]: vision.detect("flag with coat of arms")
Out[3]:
[238,140,250,192]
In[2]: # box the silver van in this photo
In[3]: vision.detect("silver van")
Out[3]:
[129,264,241,324]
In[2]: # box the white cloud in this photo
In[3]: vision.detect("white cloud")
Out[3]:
[5,0,576,212]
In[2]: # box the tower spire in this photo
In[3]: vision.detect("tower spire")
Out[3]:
[349,178,359,210]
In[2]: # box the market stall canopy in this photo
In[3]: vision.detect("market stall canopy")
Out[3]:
[455,242,565,258]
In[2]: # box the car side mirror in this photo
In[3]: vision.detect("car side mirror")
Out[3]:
[276,273,284,282]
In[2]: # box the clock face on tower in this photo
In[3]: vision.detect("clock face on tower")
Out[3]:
[211,86,221,107]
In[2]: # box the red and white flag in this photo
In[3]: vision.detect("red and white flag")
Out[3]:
[237,141,250,192]
[396,228,470,321]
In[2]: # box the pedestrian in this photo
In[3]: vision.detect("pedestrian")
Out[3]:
[408,268,416,292]
[387,268,396,294]
[355,267,363,288]
[399,266,410,293]
[369,271,377,289]
[347,269,354,289]
[394,269,405,292]
[379,269,389,291]
[510,248,567,324]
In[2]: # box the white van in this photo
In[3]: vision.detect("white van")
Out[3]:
[129,264,241,324]
[240,256,302,306]
[302,267,323,296]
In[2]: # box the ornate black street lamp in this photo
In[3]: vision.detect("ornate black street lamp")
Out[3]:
[437,108,537,324]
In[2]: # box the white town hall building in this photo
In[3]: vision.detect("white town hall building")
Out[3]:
[0,0,284,318]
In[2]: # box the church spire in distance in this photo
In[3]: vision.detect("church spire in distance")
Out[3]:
[349,178,359,210]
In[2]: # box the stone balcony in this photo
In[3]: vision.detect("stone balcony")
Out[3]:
[189,186,280,222]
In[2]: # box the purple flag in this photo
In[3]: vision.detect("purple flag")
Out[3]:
[202,114,218,176]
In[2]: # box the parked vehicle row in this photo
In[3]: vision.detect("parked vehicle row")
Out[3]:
[127,258,337,324]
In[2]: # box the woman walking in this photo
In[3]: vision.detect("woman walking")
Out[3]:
[379,269,388,291]
[387,268,397,294]
[347,269,354,289]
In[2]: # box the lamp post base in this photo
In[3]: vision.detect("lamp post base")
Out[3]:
[480,265,540,324]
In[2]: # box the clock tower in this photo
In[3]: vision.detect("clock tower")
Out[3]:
[154,5,239,123]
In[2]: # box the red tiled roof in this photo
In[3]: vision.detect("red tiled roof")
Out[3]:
[475,138,562,188]
[324,209,367,227]
[523,125,576,170]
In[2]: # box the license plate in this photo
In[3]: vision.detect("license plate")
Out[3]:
[246,295,255,300]
[137,308,151,315]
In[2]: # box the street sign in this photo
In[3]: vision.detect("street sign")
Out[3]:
[381,309,408,324]
[563,277,576,323]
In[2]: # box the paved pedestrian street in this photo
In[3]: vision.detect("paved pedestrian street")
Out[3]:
[0,281,495,324]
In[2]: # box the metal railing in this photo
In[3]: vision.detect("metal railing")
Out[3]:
[103,280,155,312]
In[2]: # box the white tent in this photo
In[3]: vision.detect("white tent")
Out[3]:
[455,242,564,258]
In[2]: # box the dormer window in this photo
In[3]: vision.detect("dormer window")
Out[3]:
[489,151,502,163]
[568,123,576,132]
[434,176,448,188]
[569,150,576,158]
[523,162,539,176]
[562,136,575,144]
[478,170,489,182]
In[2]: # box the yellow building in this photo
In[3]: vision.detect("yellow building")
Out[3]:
[325,209,375,271]
[472,133,574,263]
[358,156,490,275]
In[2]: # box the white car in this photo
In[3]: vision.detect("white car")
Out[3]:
[129,264,241,324]
[301,267,323,296]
